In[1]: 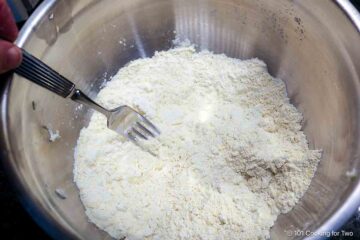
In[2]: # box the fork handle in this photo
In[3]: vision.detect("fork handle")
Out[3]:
[71,89,111,118]
[15,49,75,98]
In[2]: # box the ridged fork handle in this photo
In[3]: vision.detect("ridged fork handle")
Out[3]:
[15,49,75,98]
[14,49,112,118]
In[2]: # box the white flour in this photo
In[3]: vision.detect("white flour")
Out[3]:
[74,46,321,240]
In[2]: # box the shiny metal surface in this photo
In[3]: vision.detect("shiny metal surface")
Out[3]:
[0,0,359,239]
[71,89,160,141]
[16,49,76,98]
[16,48,160,142]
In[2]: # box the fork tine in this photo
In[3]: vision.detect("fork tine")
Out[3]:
[127,131,139,145]
[126,130,157,156]
[132,127,148,140]
[136,122,155,138]
[139,115,161,135]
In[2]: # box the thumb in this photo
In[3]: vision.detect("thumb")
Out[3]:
[0,40,22,74]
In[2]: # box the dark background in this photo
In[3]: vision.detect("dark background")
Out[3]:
[0,0,360,239]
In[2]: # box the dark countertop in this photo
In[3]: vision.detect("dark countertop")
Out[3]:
[1,0,359,239]
[0,164,50,239]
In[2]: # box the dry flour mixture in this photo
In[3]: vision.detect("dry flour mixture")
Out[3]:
[74,46,321,240]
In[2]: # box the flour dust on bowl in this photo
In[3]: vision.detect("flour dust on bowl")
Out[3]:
[1,0,360,240]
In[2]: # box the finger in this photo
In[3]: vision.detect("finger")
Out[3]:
[0,40,22,74]
[0,0,19,41]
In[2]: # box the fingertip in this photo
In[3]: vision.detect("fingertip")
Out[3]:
[7,46,22,68]
[0,44,22,74]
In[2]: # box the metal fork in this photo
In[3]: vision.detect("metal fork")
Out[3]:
[14,49,160,142]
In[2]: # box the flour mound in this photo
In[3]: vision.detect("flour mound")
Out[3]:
[74,46,321,240]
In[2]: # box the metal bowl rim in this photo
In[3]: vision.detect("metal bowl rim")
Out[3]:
[0,0,359,239]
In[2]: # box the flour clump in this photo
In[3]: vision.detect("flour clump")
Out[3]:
[74,46,321,240]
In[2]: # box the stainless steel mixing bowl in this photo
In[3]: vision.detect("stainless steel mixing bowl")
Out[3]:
[1,0,360,239]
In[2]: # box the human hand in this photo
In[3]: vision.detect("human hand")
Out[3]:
[0,0,22,74]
